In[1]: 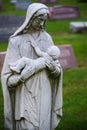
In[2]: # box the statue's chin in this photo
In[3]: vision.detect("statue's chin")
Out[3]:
[31,25,45,32]
[40,25,45,31]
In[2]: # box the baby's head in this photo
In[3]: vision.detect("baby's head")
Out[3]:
[47,45,60,60]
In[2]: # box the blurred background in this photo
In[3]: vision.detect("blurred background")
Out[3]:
[0,0,87,130]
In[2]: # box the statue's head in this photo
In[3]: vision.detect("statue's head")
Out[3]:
[47,46,61,60]
[29,9,49,31]
[12,3,49,37]
[24,3,49,32]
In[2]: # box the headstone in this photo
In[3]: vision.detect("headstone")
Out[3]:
[0,16,25,42]
[0,27,18,42]
[70,22,87,33]
[0,52,6,77]
[16,0,32,10]
[39,0,57,4]
[10,0,17,4]
[49,6,80,20]
[58,45,78,70]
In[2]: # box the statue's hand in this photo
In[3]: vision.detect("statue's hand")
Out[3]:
[45,55,55,71]
[30,42,35,48]
[8,74,22,88]
[8,66,35,89]
[20,65,35,81]
[44,56,61,77]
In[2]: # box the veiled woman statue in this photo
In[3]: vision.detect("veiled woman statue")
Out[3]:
[1,3,63,130]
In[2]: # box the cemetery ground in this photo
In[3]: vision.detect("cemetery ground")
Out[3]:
[0,0,87,130]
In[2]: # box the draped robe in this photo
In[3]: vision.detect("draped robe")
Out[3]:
[1,31,63,130]
[1,3,63,129]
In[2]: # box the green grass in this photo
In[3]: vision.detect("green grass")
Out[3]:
[0,43,8,51]
[56,68,87,130]
[0,0,87,129]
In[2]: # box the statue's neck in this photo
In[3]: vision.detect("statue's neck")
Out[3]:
[27,28,41,40]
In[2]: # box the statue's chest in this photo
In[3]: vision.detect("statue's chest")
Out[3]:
[19,38,49,59]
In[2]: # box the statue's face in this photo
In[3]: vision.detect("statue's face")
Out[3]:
[31,14,48,31]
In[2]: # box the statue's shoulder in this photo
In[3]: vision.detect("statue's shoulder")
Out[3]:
[9,35,21,42]
[43,31,52,40]
[8,35,23,46]
[44,31,51,37]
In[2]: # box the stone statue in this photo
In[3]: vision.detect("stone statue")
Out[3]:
[1,3,63,130]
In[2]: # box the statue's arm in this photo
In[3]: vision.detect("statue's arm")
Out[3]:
[30,42,43,57]
[8,57,46,87]
[19,57,46,82]
[7,74,22,88]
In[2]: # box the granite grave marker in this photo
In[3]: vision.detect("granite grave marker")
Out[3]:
[58,45,78,70]
[10,0,17,4]
[70,22,87,33]
[0,16,25,42]
[49,6,80,20]
[16,0,32,10]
